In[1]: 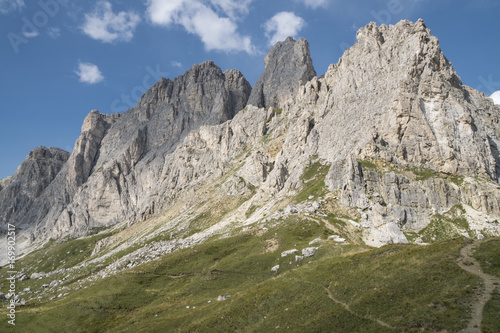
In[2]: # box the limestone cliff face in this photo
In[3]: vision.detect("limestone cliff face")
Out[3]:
[0,61,251,242]
[1,19,500,254]
[247,37,316,108]
[0,147,70,234]
[254,19,500,244]
[268,19,500,244]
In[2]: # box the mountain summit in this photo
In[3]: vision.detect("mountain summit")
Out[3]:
[247,37,317,108]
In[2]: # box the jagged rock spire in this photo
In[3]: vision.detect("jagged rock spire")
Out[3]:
[247,37,316,108]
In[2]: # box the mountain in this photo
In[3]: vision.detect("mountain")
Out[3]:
[0,62,251,258]
[1,19,500,332]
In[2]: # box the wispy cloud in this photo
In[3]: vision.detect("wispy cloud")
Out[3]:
[296,0,330,9]
[75,62,104,84]
[0,0,24,14]
[171,61,183,68]
[209,0,252,19]
[146,0,256,54]
[48,27,61,39]
[82,1,140,43]
[491,91,500,105]
[264,12,305,46]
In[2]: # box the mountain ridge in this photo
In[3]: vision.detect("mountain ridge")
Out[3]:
[1,19,500,264]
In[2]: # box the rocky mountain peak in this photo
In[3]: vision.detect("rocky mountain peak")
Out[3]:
[0,146,70,232]
[28,146,70,162]
[247,37,316,108]
[138,60,251,123]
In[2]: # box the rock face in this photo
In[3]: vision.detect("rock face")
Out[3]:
[0,147,69,234]
[0,61,251,243]
[1,19,500,258]
[247,37,316,108]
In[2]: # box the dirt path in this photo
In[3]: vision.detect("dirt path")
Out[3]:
[321,283,395,330]
[456,241,500,333]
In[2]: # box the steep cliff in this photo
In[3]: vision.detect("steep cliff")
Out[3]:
[0,61,251,246]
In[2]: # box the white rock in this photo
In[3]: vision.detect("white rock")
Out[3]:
[349,220,361,228]
[302,247,318,257]
[308,238,322,245]
[217,295,231,301]
[281,249,298,257]
[328,235,346,243]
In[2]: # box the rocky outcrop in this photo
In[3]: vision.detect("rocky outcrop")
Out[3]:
[247,37,316,108]
[68,110,119,188]
[281,19,500,243]
[0,147,69,233]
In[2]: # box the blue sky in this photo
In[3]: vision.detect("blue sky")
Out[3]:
[0,0,499,179]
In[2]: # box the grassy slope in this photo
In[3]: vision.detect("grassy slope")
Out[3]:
[14,231,115,274]
[1,219,492,332]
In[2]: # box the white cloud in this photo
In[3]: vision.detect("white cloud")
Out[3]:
[75,62,104,84]
[82,1,140,43]
[264,12,305,46]
[297,0,329,9]
[22,30,39,38]
[171,61,183,68]
[146,0,256,54]
[48,27,61,39]
[491,91,500,105]
[0,0,24,14]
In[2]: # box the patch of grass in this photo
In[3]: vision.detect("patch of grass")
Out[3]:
[419,205,471,243]
[87,226,111,235]
[245,204,259,218]
[408,167,437,181]
[187,211,212,235]
[475,239,500,279]
[358,159,378,170]
[482,288,500,332]
[475,239,500,332]
[295,161,330,203]
[403,231,420,243]
[324,213,347,228]
[356,158,467,188]
[273,108,283,115]
[308,240,480,331]
[0,232,114,276]
[447,175,465,186]
[420,217,465,243]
